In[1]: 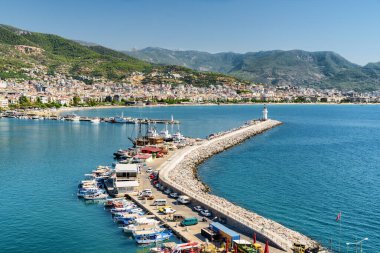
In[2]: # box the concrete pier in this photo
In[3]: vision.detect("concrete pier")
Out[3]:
[157,119,319,252]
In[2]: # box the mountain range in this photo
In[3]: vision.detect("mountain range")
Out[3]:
[0,24,240,87]
[126,47,380,91]
[1,24,379,91]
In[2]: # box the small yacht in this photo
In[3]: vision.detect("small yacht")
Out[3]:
[90,118,100,123]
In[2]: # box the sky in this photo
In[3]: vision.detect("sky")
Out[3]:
[1,0,380,65]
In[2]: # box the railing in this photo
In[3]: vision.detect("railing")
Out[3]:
[159,120,293,252]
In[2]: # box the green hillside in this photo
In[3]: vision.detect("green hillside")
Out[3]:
[126,48,380,91]
[0,25,240,86]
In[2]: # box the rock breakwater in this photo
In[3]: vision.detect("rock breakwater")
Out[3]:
[159,119,319,252]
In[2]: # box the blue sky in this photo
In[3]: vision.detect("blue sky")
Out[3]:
[1,0,379,65]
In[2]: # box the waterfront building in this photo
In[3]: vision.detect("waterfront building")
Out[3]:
[113,164,139,194]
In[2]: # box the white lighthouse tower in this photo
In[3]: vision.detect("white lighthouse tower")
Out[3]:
[262,105,268,121]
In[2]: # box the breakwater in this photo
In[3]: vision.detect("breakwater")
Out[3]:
[159,119,319,252]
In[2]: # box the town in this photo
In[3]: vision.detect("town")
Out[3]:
[1,71,380,109]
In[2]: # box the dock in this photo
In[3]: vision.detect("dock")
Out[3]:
[0,112,180,124]
[155,119,320,252]
[78,117,324,253]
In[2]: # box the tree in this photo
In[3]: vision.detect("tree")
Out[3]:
[72,96,81,106]
[19,96,30,106]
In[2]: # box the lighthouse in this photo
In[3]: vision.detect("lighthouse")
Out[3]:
[262,105,268,121]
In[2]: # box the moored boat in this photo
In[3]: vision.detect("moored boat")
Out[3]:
[90,118,100,123]
[133,229,173,244]
[83,193,108,200]
[121,223,163,234]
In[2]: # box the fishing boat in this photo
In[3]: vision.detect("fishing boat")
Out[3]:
[113,213,140,223]
[83,193,108,200]
[133,229,173,244]
[121,223,163,234]
[150,242,202,253]
[77,187,103,198]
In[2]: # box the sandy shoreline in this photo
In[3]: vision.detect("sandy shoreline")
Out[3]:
[55,101,380,115]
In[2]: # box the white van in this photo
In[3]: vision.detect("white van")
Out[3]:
[177,195,190,204]
[152,199,167,206]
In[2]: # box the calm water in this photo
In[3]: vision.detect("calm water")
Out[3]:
[0,105,378,252]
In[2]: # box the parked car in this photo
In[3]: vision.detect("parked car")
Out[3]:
[180,217,198,226]
[177,195,191,204]
[163,208,176,214]
[158,206,172,213]
[142,188,152,194]
[152,199,167,206]
[146,167,153,173]
[200,209,212,217]
[155,183,161,188]
[193,205,203,212]
[164,188,172,194]
[169,192,179,198]
[159,185,165,191]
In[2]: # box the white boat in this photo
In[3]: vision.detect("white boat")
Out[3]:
[113,112,128,123]
[132,217,161,225]
[133,229,173,244]
[159,123,172,139]
[66,114,80,121]
[121,223,163,234]
[147,124,159,138]
[90,118,100,123]
[83,193,108,200]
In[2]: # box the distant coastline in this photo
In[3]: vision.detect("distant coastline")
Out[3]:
[3,102,380,117]
[58,102,380,114]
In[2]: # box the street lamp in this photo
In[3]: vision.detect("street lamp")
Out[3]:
[346,238,368,253]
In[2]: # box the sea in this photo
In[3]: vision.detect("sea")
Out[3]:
[0,105,378,252]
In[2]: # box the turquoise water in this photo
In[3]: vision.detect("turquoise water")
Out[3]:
[0,105,378,252]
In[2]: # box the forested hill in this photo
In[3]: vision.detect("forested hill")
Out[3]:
[0,25,243,87]
[126,47,380,91]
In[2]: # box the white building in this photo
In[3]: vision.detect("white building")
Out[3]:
[113,164,139,195]
[0,98,9,108]
[0,81,7,89]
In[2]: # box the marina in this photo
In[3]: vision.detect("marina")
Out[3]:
[0,110,180,125]
[75,106,325,253]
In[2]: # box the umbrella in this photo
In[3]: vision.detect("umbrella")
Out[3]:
[264,240,269,253]
[253,233,257,244]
